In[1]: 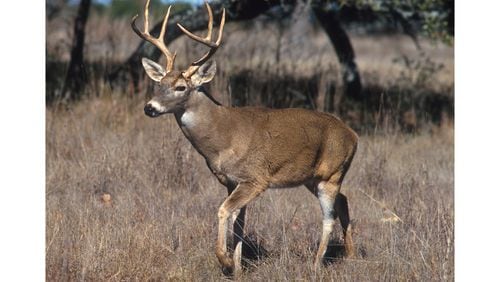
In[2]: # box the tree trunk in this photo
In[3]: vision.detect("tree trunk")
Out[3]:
[62,0,91,101]
[312,6,362,102]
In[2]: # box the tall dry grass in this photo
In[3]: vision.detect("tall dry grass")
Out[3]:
[46,92,453,280]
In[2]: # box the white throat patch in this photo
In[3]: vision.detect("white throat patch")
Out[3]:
[181,110,197,127]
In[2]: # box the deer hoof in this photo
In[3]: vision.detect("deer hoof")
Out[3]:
[221,265,234,276]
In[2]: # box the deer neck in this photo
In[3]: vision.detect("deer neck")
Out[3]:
[174,88,230,159]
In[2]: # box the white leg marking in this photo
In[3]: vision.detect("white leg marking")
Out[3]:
[318,181,334,220]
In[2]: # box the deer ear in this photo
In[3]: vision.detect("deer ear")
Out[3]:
[190,60,216,86]
[142,57,166,82]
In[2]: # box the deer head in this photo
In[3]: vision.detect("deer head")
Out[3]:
[131,0,225,117]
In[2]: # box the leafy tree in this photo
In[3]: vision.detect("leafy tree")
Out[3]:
[337,0,453,43]
[109,0,143,19]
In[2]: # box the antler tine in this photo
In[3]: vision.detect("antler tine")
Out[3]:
[158,6,170,43]
[131,0,176,72]
[206,2,214,43]
[178,3,226,78]
[144,0,150,34]
[177,2,217,48]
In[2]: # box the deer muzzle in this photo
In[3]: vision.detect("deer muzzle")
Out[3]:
[144,103,160,118]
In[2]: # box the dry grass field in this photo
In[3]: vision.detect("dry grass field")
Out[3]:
[46,94,453,280]
[46,6,454,280]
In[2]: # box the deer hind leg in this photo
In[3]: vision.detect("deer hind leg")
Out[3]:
[216,182,265,275]
[334,193,355,258]
[313,180,340,267]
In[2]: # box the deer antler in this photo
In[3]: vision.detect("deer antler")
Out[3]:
[131,0,176,73]
[177,2,225,78]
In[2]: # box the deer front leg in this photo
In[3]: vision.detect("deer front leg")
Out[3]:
[224,183,247,251]
[216,207,233,273]
[216,182,265,275]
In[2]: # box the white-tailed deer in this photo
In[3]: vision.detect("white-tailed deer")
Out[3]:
[132,0,358,275]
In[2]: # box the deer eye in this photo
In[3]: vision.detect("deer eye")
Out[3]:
[175,86,186,92]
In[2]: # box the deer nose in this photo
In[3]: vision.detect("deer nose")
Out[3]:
[144,103,159,117]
